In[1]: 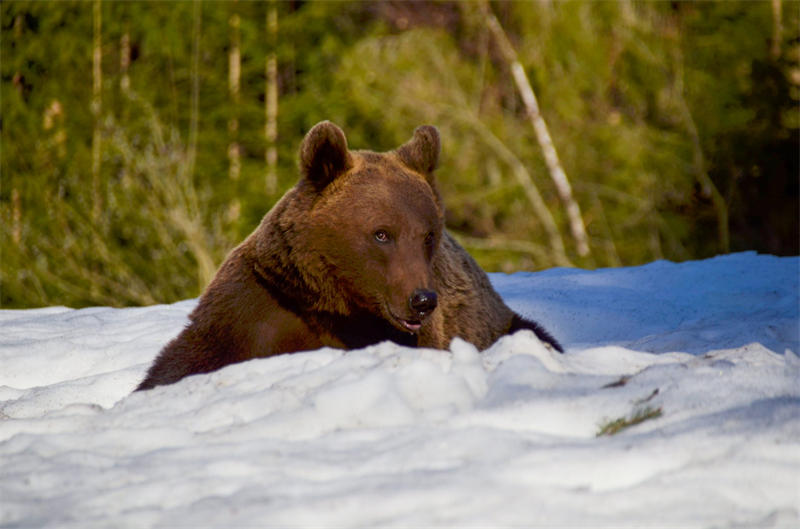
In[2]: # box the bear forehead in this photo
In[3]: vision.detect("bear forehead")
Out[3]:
[348,152,429,186]
[320,153,441,214]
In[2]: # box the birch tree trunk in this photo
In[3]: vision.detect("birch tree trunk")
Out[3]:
[11,188,21,245]
[228,10,241,185]
[463,116,572,267]
[120,29,130,94]
[483,6,591,258]
[265,3,278,195]
[91,0,102,223]
[771,0,783,60]
[119,27,131,190]
[186,0,201,184]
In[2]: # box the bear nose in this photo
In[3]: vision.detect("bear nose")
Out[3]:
[409,289,438,316]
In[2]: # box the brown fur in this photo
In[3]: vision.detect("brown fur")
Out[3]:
[136,122,561,391]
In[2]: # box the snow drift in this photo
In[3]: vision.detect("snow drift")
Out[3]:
[1,252,798,528]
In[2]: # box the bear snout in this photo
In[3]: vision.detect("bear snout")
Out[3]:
[409,289,438,317]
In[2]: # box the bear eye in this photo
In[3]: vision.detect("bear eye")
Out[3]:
[424,232,435,247]
[374,230,391,243]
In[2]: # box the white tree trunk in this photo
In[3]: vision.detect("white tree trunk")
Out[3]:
[265,3,278,195]
[228,11,241,184]
[485,9,591,258]
[91,0,102,223]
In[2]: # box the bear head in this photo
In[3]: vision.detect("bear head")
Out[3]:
[285,121,445,335]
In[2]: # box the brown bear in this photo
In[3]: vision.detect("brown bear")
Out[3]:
[135,121,561,391]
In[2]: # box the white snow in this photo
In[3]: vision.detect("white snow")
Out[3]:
[1,251,798,528]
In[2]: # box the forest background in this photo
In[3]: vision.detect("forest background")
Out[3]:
[2,0,798,308]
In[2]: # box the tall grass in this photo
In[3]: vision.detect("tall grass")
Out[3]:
[1,92,231,307]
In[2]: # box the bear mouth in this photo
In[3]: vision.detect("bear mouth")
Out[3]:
[398,318,422,333]
[386,308,424,334]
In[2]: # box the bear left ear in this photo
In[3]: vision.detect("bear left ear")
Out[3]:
[396,125,440,178]
[300,121,353,190]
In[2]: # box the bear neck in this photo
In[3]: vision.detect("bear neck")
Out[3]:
[244,186,358,316]
[249,207,330,315]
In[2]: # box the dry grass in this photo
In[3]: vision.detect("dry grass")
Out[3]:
[597,406,663,437]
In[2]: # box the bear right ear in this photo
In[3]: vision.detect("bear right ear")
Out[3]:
[299,121,352,190]
[395,125,440,178]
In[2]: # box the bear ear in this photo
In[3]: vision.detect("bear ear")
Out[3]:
[300,121,352,190]
[396,125,440,177]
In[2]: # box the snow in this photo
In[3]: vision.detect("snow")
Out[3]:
[1,251,798,528]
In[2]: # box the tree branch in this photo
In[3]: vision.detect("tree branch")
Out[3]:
[482,3,591,258]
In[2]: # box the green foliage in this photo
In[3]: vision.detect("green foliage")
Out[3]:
[2,1,797,308]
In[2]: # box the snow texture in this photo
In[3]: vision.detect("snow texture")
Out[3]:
[1,252,798,528]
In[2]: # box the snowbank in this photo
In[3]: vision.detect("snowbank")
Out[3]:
[1,252,798,527]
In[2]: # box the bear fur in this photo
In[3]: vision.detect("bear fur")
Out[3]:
[136,121,561,391]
